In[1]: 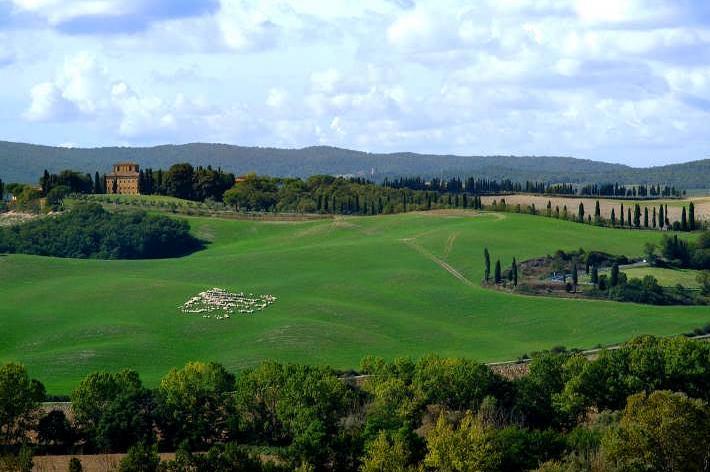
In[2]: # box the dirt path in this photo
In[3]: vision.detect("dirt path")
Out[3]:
[401,238,476,288]
[443,232,459,258]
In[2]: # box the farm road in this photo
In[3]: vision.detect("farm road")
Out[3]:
[401,238,476,288]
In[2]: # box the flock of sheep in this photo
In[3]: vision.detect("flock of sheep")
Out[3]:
[180,288,277,320]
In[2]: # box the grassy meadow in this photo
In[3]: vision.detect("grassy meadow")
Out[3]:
[0,209,707,393]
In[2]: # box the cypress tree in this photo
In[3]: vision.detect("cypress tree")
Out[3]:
[484,248,491,283]
[572,262,578,292]
[644,207,648,228]
[93,172,101,194]
[591,265,599,285]
[620,203,625,225]
[512,257,518,286]
[547,200,552,217]
[494,260,502,284]
[665,204,669,226]
[652,207,657,228]
[594,200,601,223]
[681,206,688,231]
[633,204,641,227]
[689,202,696,230]
[41,169,50,195]
[627,207,631,226]
[578,202,585,222]
[611,208,616,226]
[555,206,560,218]
[659,205,664,229]
[610,263,620,287]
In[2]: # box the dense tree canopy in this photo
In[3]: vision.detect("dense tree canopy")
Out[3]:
[0,203,202,259]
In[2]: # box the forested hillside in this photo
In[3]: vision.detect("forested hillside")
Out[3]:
[1,140,708,188]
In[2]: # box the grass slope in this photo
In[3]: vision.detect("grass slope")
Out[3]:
[0,210,706,393]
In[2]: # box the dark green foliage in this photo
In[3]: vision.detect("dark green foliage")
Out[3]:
[660,232,710,269]
[495,427,565,471]
[0,363,45,445]
[118,443,160,472]
[494,260,502,284]
[512,258,518,287]
[557,336,710,417]
[234,362,354,469]
[0,203,202,259]
[633,204,641,228]
[40,170,93,196]
[68,457,82,472]
[484,248,491,283]
[644,206,648,227]
[158,444,280,472]
[682,206,688,231]
[71,369,155,452]
[45,185,71,210]
[610,263,619,287]
[37,410,75,453]
[577,202,584,222]
[156,362,236,451]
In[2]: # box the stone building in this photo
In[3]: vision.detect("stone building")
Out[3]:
[106,162,140,195]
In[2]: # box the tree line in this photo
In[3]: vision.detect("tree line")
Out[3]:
[222,174,485,215]
[383,176,682,198]
[3,335,710,471]
[490,198,703,232]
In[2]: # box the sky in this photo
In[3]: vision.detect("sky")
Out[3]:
[1,0,709,166]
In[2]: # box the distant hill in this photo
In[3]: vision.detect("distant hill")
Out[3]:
[0,140,708,188]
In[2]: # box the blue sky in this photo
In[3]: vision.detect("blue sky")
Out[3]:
[1,0,709,166]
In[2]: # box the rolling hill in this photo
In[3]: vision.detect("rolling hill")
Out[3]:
[0,140,708,188]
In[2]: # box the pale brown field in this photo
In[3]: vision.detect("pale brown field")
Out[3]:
[33,453,176,472]
[479,195,710,226]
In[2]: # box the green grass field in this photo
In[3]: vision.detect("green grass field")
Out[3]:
[622,266,703,288]
[1,210,707,393]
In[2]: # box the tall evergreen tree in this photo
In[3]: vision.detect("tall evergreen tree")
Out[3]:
[494,260,502,284]
[578,202,585,222]
[93,171,102,194]
[611,208,616,226]
[546,200,552,217]
[652,207,657,228]
[659,205,665,229]
[591,265,599,285]
[594,200,601,223]
[633,204,641,228]
[620,203,625,226]
[681,206,688,231]
[572,262,578,292]
[627,207,632,227]
[610,263,620,287]
[644,207,649,228]
[483,248,491,283]
[512,258,518,287]
[689,202,696,231]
